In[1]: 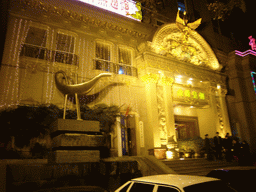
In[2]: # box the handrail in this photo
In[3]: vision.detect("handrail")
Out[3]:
[93,59,138,77]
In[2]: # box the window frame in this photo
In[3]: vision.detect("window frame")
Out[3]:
[128,181,156,192]
[20,22,50,60]
[155,184,181,192]
[94,40,113,72]
[117,45,134,76]
[53,29,78,66]
[20,23,79,68]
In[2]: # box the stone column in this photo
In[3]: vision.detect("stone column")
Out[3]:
[163,83,176,142]
[116,116,123,157]
[218,88,232,135]
[145,82,160,148]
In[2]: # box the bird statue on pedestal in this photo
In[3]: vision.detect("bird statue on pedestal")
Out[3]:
[55,71,112,120]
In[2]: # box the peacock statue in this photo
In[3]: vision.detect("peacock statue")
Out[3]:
[55,70,112,120]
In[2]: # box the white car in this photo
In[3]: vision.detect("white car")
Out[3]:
[115,174,237,192]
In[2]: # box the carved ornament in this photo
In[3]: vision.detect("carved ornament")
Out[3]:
[140,73,159,84]
[148,23,221,71]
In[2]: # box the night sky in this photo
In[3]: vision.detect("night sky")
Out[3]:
[229,0,256,51]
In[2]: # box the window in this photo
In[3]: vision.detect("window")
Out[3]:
[119,182,132,192]
[20,24,79,66]
[119,47,131,65]
[129,182,154,192]
[21,26,48,59]
[53,31,78,65]
[94,42,137,77]
[117,47,132,75]
[95,42,111,72]
[157,185,180,192]
[117,46,137,76]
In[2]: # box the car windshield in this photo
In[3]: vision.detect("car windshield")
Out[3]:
[183,180,236,192]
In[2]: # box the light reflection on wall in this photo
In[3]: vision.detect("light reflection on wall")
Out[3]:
[173,105,197,116]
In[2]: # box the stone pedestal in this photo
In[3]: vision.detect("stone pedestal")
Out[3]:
[51,119,100,133]
[52,134,104,147]
[50,119,103,163]
[49,150,100,163]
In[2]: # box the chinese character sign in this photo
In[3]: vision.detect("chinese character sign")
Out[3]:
[77,0,141,21]
[249,36,256,50]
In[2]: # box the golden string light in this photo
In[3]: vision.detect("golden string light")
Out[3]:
[1,19,31,108]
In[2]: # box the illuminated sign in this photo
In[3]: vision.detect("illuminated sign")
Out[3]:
[249,36,256,50]
[235,50,256,57]
[177,89,205,100]
[251,71,256,95]
[77,0,142,21]
[235,36,256,57]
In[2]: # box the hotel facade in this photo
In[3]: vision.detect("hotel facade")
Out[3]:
[1,0,255,157]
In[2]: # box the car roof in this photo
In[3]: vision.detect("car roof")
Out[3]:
[212,166,256,171]
[131,174,220,189]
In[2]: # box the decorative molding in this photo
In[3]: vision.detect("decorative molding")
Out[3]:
[216,96,224,129]
[137,53,226,86]
[158,76,174,86]
[19,0,148,40]
[140,73,159,84]
[138,23,221,71]
[156,85,167,145]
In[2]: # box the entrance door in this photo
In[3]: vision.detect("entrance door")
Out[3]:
[175,116,199,139]
[121,115,137,156]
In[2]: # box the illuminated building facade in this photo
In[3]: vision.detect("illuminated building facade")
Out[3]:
[0,0,237,157]
[227,48,256,154]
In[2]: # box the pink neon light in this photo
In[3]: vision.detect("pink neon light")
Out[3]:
[235,50,256,57]
[249,36,256,50]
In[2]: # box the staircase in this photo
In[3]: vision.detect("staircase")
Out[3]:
[161,158,238,176]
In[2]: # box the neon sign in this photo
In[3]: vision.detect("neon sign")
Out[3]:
[235,50,256,57]
[249,36,256,50]
[77,0,142,21]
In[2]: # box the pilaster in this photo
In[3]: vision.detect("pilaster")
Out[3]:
[145,83,160,148]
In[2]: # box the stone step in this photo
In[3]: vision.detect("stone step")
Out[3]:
[161,158,238,176]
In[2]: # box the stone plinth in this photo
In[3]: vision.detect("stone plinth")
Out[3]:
[49,150,100,163]
[51,119,100,133]
[50,119,103,163]
[52,134,104,147]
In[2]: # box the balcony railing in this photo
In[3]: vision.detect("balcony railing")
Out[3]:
[94,59,138,77]
[20,44,49,60]
[20,44,79,66]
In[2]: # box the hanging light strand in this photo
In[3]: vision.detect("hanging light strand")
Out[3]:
[45,28,54,104]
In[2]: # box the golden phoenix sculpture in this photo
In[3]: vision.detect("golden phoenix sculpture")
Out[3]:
[55,71,112,120]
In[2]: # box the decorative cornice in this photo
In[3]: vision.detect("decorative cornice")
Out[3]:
[137,52,227,85]
[19,0,148,39]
